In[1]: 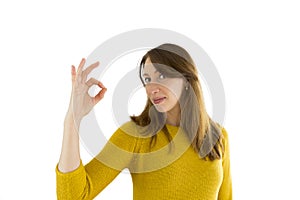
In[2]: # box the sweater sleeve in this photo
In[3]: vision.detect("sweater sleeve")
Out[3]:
[56,123,139,200]
[218,127,233,200]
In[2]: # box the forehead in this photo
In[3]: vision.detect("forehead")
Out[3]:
[143,57,184,79]
[143,58,157,74]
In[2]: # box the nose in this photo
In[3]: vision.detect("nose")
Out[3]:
[146,83,160,95]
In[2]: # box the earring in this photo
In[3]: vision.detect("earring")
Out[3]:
[185,86,188,90]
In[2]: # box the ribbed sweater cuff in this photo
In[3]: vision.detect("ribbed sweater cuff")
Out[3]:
[55,160,87,200]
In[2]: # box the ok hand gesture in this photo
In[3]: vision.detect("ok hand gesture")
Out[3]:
[68,58,107,124]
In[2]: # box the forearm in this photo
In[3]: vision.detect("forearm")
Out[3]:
[58,111,81,173]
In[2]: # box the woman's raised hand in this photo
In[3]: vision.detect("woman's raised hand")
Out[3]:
[68,58,107,124]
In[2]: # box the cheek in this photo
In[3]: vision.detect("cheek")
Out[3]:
[167,90,182,105]
[174,87,183,99]
[166,81,183,99]
[144,87,150,96]
[144,85,153,95]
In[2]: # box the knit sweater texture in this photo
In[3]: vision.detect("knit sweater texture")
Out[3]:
[56,121,232,200]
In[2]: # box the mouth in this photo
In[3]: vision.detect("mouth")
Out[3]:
[153,97,166,104]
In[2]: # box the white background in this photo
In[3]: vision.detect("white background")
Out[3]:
[0,0,299,199]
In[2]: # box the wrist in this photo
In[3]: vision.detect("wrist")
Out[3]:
[64,111,81,129]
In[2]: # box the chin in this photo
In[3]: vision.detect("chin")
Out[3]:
[154,106,165,113]
[154,105,170,113]
[156,109,167,113]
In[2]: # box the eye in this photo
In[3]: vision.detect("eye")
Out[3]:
[144,77,151,83]
[158,73,165,80]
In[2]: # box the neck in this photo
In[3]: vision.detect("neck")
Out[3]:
[166,103,181,126]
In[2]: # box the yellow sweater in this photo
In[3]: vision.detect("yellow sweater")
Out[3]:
[56,122,232,200]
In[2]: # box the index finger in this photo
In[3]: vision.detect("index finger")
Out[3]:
[83,61,100,77]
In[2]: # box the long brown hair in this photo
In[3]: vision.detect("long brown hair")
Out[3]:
[130,43,224,161]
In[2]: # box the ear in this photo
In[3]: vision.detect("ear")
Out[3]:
[185,81,190,90]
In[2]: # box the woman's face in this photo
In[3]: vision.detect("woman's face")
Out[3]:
[142,58,184,113]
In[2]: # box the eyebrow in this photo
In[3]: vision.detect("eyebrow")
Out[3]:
[142,70,159,77]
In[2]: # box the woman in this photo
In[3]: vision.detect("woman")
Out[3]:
[56,43,232,199]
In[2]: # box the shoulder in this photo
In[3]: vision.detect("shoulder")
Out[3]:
[106,121,140,151]
[215,123,229,142]
[215,123,230,160]
[119,120,136,130]
[110,121,141,142]
[221,126,229,142]
[118,121,141,137]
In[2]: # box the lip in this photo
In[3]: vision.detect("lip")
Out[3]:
[153,97,166,104]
